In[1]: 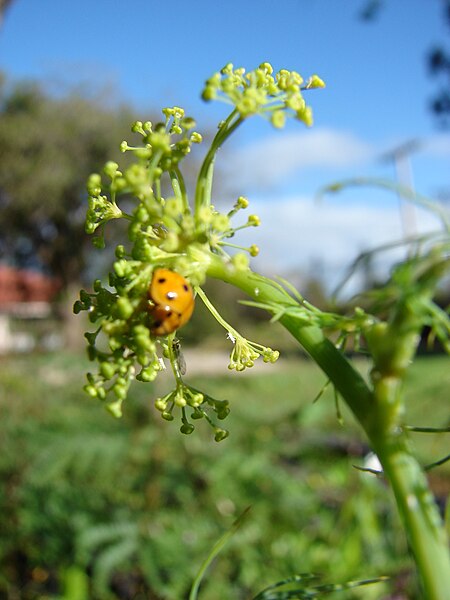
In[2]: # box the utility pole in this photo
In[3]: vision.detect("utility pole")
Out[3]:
[381,139,421,239]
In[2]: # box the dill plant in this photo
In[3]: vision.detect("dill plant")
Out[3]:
[75,62,450,599]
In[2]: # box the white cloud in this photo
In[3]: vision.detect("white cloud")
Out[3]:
[220,126,449,293]
[226,128,450,191]
[227,128,377,187]
[238,194,445,294]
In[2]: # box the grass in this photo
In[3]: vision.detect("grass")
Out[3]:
[0,350,448,599]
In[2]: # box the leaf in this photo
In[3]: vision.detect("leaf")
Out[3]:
[253,574,389,599]
[189,507,251,600]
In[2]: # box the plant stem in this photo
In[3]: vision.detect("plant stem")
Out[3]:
[194,110,243,217]
[374,433,450,600]
[206,255,450,600]
[169,167,189,212]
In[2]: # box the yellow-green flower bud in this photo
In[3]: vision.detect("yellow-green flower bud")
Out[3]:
[201,85,217,101]
[115,297,134,320]
[296,106,313,127]
[131,121,143,133]
[286,93,305,112]
[191,393,204,407]
[104,161,120,179]
[87,173,102,196]
[172,106,185,119]
[214,428,229,442]
[114,259,127,277]
[174,391,187,407]
[100,362,116,380]
[190,132,203,143]
[237,196,249,209]
[115,245,125,258]
[212,213,230,232]
[259,62,273,75]
[148,131,171,153]
[106,400,123,418]
[84,384,98,398]
[307,74,326,88]
[271,110,286,129]
[155,397,167,412]
[221,63,234,75]
[247,215,261,227]
[180,423,195,435]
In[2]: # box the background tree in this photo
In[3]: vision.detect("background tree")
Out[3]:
[0,0,13,27]
[428,0,450,126]
[0,78,138,289]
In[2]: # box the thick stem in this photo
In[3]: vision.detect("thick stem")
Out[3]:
[374,434,450,600]
[206,256,450,599]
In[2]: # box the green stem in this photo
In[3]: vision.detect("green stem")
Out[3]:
[195,286,241,339]
[194,110,243,217]
[374,434,450,600]
[206,255,450,600]
[166,332,183,384]
[170,167,189,212]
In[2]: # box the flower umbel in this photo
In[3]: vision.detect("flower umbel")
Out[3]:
[202,62,324,126]
[75,63,324,439]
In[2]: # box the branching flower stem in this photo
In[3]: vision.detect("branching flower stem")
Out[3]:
[206,253,450,600]
[194,109,243,216]
[169,167,189,212]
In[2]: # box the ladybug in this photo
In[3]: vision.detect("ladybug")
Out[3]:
[148,268,195,336]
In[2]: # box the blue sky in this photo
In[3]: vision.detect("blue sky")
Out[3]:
[1,0,449,290]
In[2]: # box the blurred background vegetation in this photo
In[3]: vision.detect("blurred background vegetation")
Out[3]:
[1,350,449,599]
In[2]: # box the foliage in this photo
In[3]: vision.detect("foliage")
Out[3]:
[0,76,137,284]
[3,352,448,599]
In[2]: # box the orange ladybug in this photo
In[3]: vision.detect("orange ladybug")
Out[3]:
[148,268,195,336]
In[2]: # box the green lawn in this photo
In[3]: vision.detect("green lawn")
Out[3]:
[0,351,448,599]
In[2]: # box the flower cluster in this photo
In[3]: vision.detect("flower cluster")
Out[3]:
[155,382,230,441]
[202,62,325,127]
[228,333,279,371]
[76,108,271,436]
[76,63,325,439]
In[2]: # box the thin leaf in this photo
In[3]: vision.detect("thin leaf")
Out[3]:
[253,574,389,599]
[424,453,450,472]
[189,507,251,600]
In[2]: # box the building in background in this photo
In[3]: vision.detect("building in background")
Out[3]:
[0,265,61,352]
